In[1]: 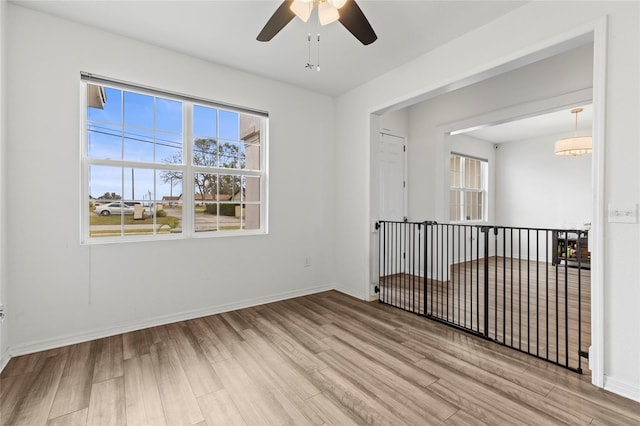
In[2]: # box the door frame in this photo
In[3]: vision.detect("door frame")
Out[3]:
[369,17,607,388]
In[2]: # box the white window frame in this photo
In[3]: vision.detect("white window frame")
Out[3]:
[449,153,488,223]
[80,73,268,244]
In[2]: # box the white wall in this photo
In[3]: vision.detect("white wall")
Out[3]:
[6,5,336,353]
[406,42,593,223]
[335,1,639,400]
[379,109,409,138]
[495,134,592,229]
[0,0,8,369]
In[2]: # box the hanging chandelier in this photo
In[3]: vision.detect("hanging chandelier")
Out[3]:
[554,107,592,156]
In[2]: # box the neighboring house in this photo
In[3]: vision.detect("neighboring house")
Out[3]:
[161,195,180,206]
[177,191,243,203]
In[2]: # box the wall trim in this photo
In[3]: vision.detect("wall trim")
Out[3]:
[0,350,10,374]
[589,14,607,390]
[334,282,368,301]
[9,283,335,357]
[604,375,640,403]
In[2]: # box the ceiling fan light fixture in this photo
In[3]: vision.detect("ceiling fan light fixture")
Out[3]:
[318,1,340,25]
[258,0,377,45]
[290,0,312,22]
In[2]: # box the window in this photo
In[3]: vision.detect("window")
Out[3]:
[450,154,487,222]
[82,74,267,242]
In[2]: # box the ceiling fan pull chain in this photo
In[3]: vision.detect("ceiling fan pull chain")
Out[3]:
[306,33,313,69]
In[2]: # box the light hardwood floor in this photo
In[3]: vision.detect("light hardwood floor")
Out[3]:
[379,258,590,371]
[1,290,639,425]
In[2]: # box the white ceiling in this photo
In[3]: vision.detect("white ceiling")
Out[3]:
[12,0,526,97]
[462,104,593,144]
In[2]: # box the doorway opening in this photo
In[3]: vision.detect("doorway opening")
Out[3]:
[372,25,605,383]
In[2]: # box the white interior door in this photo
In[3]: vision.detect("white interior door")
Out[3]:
[379,133,406,221]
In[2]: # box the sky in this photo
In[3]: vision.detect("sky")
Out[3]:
[87,85,248,201]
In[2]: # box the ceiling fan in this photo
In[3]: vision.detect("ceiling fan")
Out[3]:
[257,0,377,46]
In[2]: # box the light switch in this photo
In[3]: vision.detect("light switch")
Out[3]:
[608,204,638,223]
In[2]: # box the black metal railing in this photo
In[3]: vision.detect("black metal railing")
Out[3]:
[377,220,589,373]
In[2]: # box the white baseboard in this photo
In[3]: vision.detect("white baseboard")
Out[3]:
[604,375,640,403]
[0,350,10,373]
[9,283,335,358]
[333,283,368,301]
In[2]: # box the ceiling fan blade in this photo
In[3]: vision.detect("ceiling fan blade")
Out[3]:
[257,0,296,42]
[338,0,377,45]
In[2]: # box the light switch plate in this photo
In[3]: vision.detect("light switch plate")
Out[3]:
[608,203,638,223]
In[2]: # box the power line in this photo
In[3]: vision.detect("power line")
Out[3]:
[88,124,182,150]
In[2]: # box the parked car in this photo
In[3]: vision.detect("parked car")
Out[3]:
[94,202,135,216]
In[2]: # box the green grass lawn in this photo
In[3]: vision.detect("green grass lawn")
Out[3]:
[90,214,180,228]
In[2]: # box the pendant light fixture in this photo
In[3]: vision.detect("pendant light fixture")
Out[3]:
[554,107,592,156]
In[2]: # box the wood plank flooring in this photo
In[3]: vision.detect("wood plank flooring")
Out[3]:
[380,257,590,371]
[2,290,639,425]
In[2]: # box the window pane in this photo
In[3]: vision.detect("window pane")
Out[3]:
[124,91,154,129]
[464,192,473,221]
[243,176,260,202]
[218,174,241,200]
[155,97,183,164]
[156,98,182,133]
[194,173,216,233]
[450,199,458,222]
[217,204,241,231]
[156,170,182,235]
[87,86,123,160]
[123,128,154,162]
[122,168,154,204]
[464,159,472,188]
[193,105,217,138]
[193,138,218,167]
[194,173,216,203]
[244,205,260,230]
[450,155,460,172]
[89,165,122,202]
[219,141,240,168]
[89,165,123,238]
[450,189,461,221]
[450,169,460,188]
[240,114,261,144]
[242,143,260,170]
[219,110,239,140]
[450,155,461,188]
[88,123,122,160]
[195,203,217,233]
[156,131,182,165]
[87,86,122,124]
[467,159,482,190]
